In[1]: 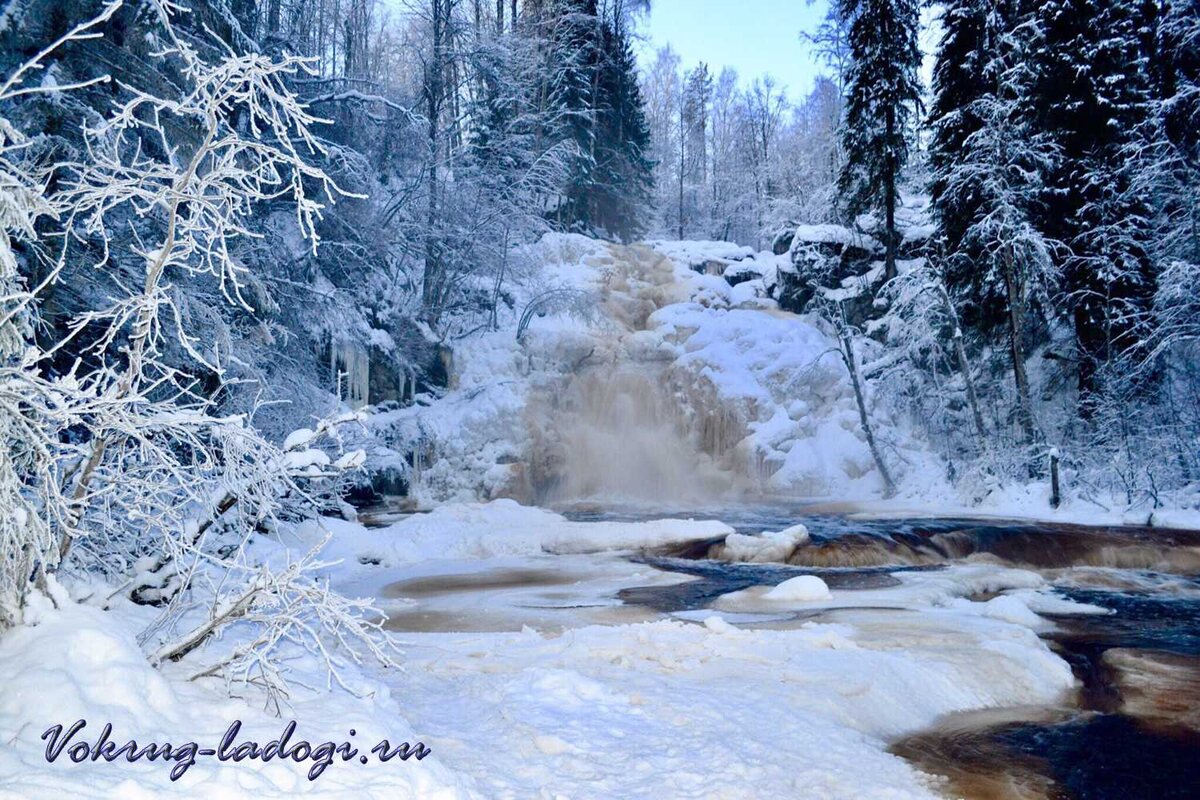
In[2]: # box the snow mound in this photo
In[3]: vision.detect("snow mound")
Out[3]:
[307,500,733,569]
[790,224,882,252]
[981,594,1046,628]
[647,239,755,269]
[392,612,1075,799]
[0,604,471,799]
[764,575,833,601]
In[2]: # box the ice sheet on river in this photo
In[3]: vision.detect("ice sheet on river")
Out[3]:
[307,502,1081,799]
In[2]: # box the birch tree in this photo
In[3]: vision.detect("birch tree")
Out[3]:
[1,0,394,697]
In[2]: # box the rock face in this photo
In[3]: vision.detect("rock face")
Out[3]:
[770,224,883,314]
[770,225,795,255]
[768,218,934,321]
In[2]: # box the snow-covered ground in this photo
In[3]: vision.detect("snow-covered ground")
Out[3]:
[1,502,1093,799]
[0,596,468,799]
[316,503,1082,799]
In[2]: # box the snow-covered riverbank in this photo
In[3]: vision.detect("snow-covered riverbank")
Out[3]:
[1,502,1096,798]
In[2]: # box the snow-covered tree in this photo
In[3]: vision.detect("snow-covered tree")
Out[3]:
[928,0,992,305]
[1028,0,1158,407]
[0,1,124,626]
[0,0,392,698]
[939,8,1058,455]
[836,0,923,280]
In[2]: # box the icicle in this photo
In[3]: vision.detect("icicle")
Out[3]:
[330,341,370,409]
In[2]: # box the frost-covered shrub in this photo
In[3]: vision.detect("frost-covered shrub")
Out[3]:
[0,0,394,698]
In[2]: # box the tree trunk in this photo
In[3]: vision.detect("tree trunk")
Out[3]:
[1001,247,1038,457]
[1049,448,1061,508]
[884,105,897,282]
[837,305,896,497]
[496,0,504,33]
[422,0,446,320]
[678,95,685,240]
[935,282,987,445]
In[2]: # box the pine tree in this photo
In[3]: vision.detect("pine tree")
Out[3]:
[837,0,923,281]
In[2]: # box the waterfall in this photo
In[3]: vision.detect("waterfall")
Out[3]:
[538,366,738,504]
[528,244,749,505]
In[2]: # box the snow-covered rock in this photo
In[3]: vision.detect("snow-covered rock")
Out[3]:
[763,575,833,601]
[299,500,734,570]
[719,524,810,562]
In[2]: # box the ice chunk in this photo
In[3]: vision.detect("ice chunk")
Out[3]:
[982,594,1045,628]
[720,524,809,563]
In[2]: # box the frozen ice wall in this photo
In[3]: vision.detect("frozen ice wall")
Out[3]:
[530,244,748,504]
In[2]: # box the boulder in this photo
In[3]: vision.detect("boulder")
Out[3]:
[770,224,796,255]
[723,260,765,288]
[770,224,885,315]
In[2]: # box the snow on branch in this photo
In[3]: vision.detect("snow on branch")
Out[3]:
[0,0,392,701]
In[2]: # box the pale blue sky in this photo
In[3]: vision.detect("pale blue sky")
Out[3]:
[635,0,831,101]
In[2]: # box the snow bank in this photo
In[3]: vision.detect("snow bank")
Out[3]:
[0,602,471,799]
[301,500,733,571]
[716,563,1052,614]
[647,239,755,269]
[790,224,882,252]
[826,492,1200,533]
[980,594,1046,628]
[389,610,1075,799]
[651,301,943,497]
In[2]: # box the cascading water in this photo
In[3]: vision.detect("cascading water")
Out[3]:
[540,366,736,503]
[528,244,749,506]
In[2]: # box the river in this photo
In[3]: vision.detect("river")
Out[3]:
[370,503,1200,799]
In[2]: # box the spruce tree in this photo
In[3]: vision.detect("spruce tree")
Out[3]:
[536,0,600,232]
[1028,0,1158,406]
[535,0,652,240]
[1159,0,1200,157]
[928,0,995,322]
[837,0,923,281]
[1150,0,1200,269]
[586,18,654,240]
[938,1,1057,453]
